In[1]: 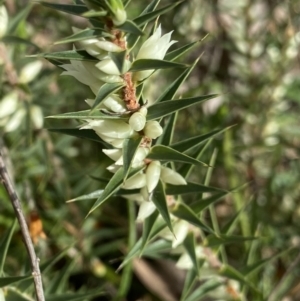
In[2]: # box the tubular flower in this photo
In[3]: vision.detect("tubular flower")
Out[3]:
[133,25,177,81]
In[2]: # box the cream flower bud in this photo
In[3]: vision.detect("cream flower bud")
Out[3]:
[146,161,161,193]
[107,164,121,173]
[112,8,127,26]
[96,58,130,75]
[30,105,43,129]
[0,5,8,39]
[144,121,163,139]
[103,95,126,113]
[114,147,149,167]
[19,61,43,84]
[5,108,25,132]
[102,149,122,161]
[0,92,18,118]
[160,166,187,185]
[129,112,146,131]
[122,172,146,189]
[95,40,123,52]
[172,221,189,248]
[139,107,148,116]
[140,186,149,201]
[137,200,156,221]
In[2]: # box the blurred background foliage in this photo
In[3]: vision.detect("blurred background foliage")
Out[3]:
[1,0,300,300]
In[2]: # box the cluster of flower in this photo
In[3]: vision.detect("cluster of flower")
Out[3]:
[61,21,188,220]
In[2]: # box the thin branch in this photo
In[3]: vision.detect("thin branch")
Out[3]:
[0,148,45,301]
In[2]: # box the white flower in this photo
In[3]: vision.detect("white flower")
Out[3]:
[103,95,127,113]
[96,58,131,75]
[144,121,163,139]
[160,166,187,185]
[0,5,8,39]
[133,25,177,81]
[5,108,26,132]
[19,61,43,84]
[136,200,156,221]
[129,112,146,131]
[146,160,161,193]
[30,105,44,129]
[112,8,127,26]
[0,92,18,119]
[122,172,146,189]
[102,149,122,161]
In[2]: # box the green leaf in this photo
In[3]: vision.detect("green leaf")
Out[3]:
[147,94,217,120]
[82,10,107,17]
[147,145,208,166]
[123,136,143,181]
[130,59,187,72]
[47,109,128,120]
[7,4,32,34]
[88,166,144,214]
[33,49,97,61]
[91,83,124,111]
[46,288,104,301]
[38,2,88,16]
[0,276,32,288]
[133,1,182,26]
[1,36,40,49]
[156,56,201,103]
[204,234,257,247]
[109,50,127,74]
[67,190,103,203]
[180,269,198,301]
[171,203,213,233]
[151,180,173,234]
[156,112,177,146]
[117,20,144,35]
[47,128,107,145]
[183,232,199,274]
[166,183,225,196]
[141,210,160,253]
[171,127,233,153]
[165,38,207,62]
[54,28,107,45]
[0,220,16,275]
[190,192,228,214]
[142,239,172,258]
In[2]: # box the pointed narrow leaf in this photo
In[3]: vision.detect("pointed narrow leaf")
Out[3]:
[133,1,182,26]
[33,49,97,61]
[109,50,127,73]
[171,126,234,153]
[166,182,225,196]
[0,220,16,275]
[7,4,32,34]
[141,210,160,253]
[181,269,198,301]
[130,59,187,72]
[54,28,107,45]
[204,234,256,247]
[142,239,172,258]
[147,94,217,120]
[190,191,228,214]
[47,128,107,144]
[67,190,103,203]
[0,276,32,288]
[88,167,144,214]
[165,39,205,62]
[183,232,199,274]
[151,180,173,234]
[156,56,201,103]
[123,136,143,180]
[171,203,213,233]
[47,110,128,120]
[117,20,143,35]
[46,288,104,301]
[38,2,88,16]
[147,145,208,166]
[2,36,40,49]
[91,83,124,111]
[156,112,177,146]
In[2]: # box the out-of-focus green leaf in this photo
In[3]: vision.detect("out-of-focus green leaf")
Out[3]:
[156,56,201,103]
[33,49,97,61]
[91,83,124,111]
[66,190,103,203]
[123,136,143,180]
[47,110,128,120]
[171,203,213,233]
[204,234,257,247]
[109,50,127,74]
[171,127,234,153]
[147,94,217,120]
[180,269,198,301]
[4,287,35,301]
[142,239,172,258]
[88,166,144,215]
[129,59,187,72]
[46,288,104,301]
[133,1,182,26]
[81,10,107,17]
[0,276,32,288]
[183,232,199,274]
[147,145,207,166]
[54,28,107,45]
[7,4,32,34]
[0,220,16,275]
[1,36,40,49]
[156,112,177,146]
[117,20,144,35]
[151,180,173,234]
[141,210,159,253]
[166,183,225,196]
[38,2,88,16]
